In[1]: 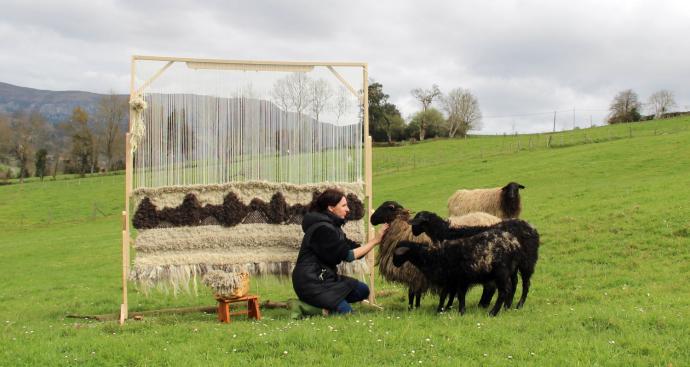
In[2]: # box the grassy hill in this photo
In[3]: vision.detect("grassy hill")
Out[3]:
[0,117,688,365]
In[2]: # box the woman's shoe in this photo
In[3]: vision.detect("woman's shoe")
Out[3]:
[288,299,325,319]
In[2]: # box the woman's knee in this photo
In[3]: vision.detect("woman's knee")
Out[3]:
[346,282,370,303]
[357,282,370,300]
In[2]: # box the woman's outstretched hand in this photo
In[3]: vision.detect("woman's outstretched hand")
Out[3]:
[373,223,390,244]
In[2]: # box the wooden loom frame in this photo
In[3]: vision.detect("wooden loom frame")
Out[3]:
[120,55,374,324]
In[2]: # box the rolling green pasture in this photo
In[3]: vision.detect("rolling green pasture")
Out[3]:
[1,117,688,366]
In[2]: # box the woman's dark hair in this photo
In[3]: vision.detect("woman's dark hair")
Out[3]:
[310,188,345,212]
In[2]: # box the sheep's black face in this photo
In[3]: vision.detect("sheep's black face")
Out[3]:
[370,201,404,225]
[409,211,434,236]
[502,182,525,200]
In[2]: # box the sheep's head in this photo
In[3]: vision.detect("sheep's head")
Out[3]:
[393,241,417,267]
[409,210,444,236]
[502,182,525,200]
[370,201,405,225]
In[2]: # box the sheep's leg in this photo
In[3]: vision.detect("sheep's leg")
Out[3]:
[408,288,415,310]
[478,283,496,308]
[516,269,533,309]
[489,271,512,317]
[505,270,519,309]
[457,284,470,315]
[436,288,449,313]
[445,288,456,310]
[414,292,421,309]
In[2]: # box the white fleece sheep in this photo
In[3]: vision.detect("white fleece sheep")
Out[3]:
[448,182,525,219]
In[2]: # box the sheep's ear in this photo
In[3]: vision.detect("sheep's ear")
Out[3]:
[518,184,525,189]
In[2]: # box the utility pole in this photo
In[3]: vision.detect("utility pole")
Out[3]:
[553,111,557,132]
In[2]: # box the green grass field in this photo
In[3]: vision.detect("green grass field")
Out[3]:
[1,117,689,366]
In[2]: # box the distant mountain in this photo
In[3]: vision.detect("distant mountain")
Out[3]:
[0,82,126,124]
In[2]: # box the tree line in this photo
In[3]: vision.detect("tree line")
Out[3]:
[607,89,679,124]
[0,93,128,182]
[368,82,482,144]
[0,77,680,182]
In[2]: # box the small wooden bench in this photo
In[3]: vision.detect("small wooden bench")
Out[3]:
[216,295,261,323]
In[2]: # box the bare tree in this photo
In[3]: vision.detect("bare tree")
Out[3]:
[10,111,48,182]
[441,88,482,138]
[648,90,676,119]
[95,92,127,171]
[608,89,641,124]
[0,114,11,161]
[333,86,351,124]
[411,84,441,140]
[285,72,312,116]
[271,77,292,113]
[66,107,93,177]
[309,78,332,123]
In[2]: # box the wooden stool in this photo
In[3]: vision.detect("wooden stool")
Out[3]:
[216,294,261,323]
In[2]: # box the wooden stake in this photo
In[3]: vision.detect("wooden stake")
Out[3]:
[120,226,129,324]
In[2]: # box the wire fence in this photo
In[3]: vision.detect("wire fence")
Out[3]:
[374,118,690,174]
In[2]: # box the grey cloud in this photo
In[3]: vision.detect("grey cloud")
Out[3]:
[1,0,689,133]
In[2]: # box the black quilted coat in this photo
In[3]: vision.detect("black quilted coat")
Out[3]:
[291,211,361,309]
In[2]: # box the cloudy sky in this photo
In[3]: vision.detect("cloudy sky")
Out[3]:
[2,0,689,133]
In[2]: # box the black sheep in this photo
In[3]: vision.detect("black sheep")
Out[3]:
[371,202,499,311]
[370,201,431,309]
[410,210,540,309]
[393,230,522,316]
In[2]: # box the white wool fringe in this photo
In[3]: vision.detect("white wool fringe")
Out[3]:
[131,221,368,293]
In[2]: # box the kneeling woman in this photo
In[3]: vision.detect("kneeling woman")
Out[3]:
[292,188,388,314]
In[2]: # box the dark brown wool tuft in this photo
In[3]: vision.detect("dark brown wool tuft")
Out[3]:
[133,197,159,229]
[176,193,203,226]
[220,192,247,226]
[346,193,364,220]
[201,203,225,225]
[268,192,289,224]
[307,190,321,212]
[132,190,364,228]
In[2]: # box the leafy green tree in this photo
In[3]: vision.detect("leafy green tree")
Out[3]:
[34,148,48,180]
[608,89,641,124]
[407,108,446,140]
[368,82,404,143]
[411,84,441,140]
